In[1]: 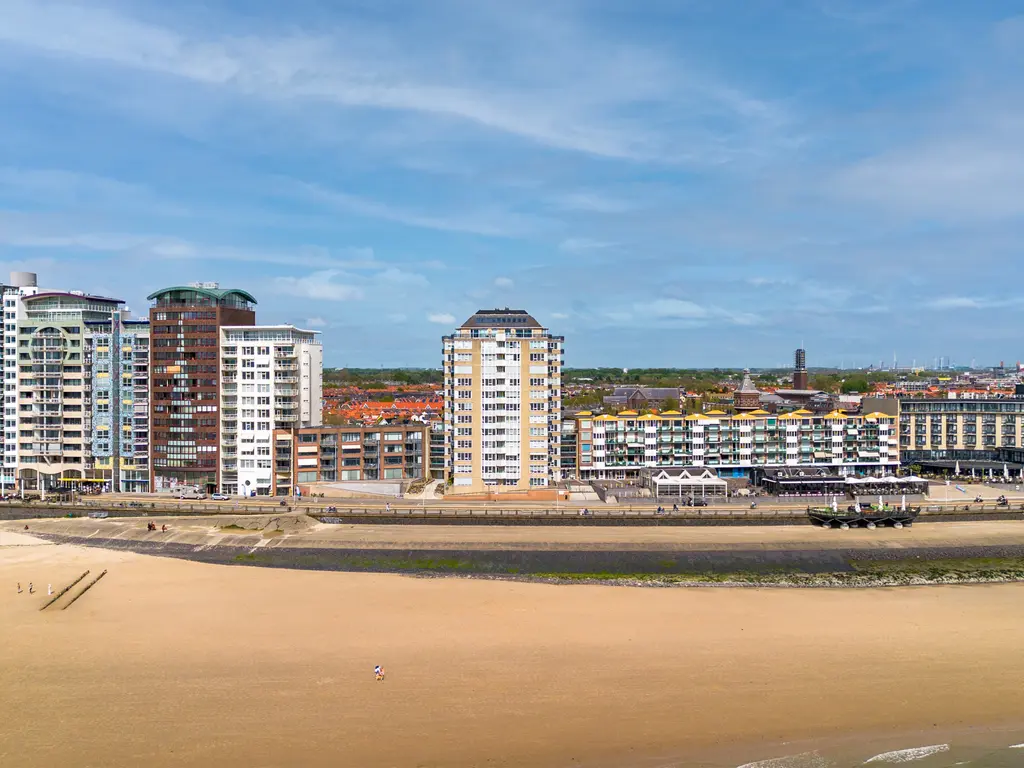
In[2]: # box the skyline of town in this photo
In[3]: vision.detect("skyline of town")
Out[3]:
[2,1,1022,367]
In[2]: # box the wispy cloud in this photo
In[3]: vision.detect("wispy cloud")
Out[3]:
[493,276,514,288]
[304,316,327,327]
[427,312,456,325]
[0,0,786,162]
[553,191,632,214]
[275,270,363,301]
[559,237,615,253]
[287,182,540,237]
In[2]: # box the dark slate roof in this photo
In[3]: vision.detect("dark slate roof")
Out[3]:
[736,369,760,394]
[459,308,542,329]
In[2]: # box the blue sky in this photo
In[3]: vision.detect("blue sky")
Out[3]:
[0,0,1022,368]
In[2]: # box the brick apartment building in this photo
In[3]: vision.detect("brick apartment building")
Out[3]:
[273,424,427,495]
[148,283,256,493]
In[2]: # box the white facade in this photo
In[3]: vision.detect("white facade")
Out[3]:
[1,275,41,489]
[219,326,322,496]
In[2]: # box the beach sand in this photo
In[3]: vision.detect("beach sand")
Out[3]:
[3,538,1024,768]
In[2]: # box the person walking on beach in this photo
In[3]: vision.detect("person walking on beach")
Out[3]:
[28,582,34,594]
[47,584,53,596]
[374,665,385,681]
[16,582,22,594]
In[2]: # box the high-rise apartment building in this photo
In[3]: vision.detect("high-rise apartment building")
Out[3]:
[442,309,562,496]
[219,325,323,496]
[1,271,43,491]
[14,287,127,493]
[148,283,256,493]
[84,311,151,492]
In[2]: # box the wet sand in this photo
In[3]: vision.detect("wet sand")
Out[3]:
[3,537,1024,768]
[14,515,1024,551]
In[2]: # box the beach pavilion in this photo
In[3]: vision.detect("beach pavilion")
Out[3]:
[641,467,728,501]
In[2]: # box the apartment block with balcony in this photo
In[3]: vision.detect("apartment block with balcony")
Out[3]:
[573,408,898,481]
[442,309,563,496]
[896,397,1024,464]
[273,424,426,495]
[84,312,151,492]
[14,290,127,492]
[220,326,322,496]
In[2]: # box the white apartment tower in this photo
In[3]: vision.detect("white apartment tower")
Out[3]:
[219,326,323,496]
[442,309,563,496]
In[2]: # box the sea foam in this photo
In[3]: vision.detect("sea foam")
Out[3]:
[737,751,832,768]
[862,744,950,763]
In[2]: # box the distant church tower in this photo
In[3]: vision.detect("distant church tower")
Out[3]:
[734,369,761,412]
[793,348,809,391]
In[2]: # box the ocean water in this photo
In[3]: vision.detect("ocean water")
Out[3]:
[624,725,1024,768]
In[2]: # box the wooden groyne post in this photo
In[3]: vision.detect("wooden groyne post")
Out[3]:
[62,570,107,610]
[39,570,90,611]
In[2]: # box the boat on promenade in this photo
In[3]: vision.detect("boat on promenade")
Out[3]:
[807,496,919,528]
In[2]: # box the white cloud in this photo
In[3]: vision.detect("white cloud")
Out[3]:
[494,276,514,288]
[647,299,709,319]
[553,191,631,213]
[275,270,363,301]
[373,267,428,286]
[304,316,327,327]
[925,296,982,310]
[551,312,569,320]
[559,237,615,253]
[427,312,456,325]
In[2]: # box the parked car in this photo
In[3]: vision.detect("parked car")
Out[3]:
[690,498,709,507]
[210,493,230,501]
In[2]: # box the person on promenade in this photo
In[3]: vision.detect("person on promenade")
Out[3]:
[385,502,391,513]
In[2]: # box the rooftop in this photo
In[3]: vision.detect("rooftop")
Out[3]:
[459,308,542,329]
[23,291,125,305]
[148,285,257,306]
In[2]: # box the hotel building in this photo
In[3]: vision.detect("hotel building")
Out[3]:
[219,325,323,496]
[148,284,256,493]
[442,309,563,495]
[896,396,1024,462]
[571,408,899,481]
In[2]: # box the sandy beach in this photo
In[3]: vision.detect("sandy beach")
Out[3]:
[3,536,1024,768]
